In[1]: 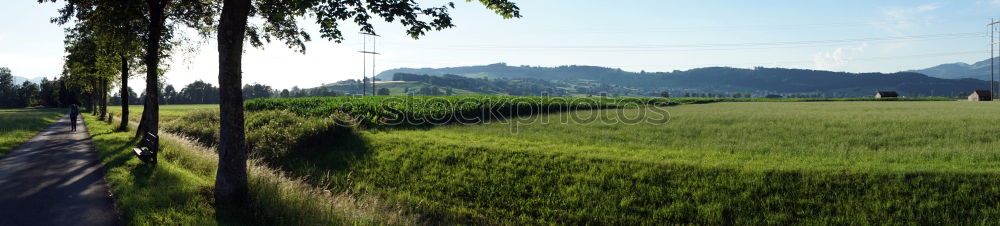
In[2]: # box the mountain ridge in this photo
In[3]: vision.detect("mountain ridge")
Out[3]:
[375,63,989,97]
[908,57,997,80]
[12,76,44,85]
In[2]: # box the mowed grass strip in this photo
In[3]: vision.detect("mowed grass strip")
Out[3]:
[277,101,1000,224]
[0,108,64,157]
[111,104,216,123]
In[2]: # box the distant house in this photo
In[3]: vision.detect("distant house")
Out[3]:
[874,91,898,98]
[968,90,993,101]
[765,94,783,98]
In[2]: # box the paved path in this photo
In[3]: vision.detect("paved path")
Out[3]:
[0,114,120,226]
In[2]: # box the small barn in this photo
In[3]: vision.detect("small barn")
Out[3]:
[968,90,993,101]
[875,91,898,98]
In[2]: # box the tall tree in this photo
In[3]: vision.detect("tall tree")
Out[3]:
[134,0,216,153]
[212,0,520,206]
[46,0,216,154]
[61,22,117,116]
[39,78,62,107]
[135,0,168,145]
[162,84,177,104]
[0,68,15,108]
[18,81,41,107]
[45,0,133,122]
[92,0,146,129]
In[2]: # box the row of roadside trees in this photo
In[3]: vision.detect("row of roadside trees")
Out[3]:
[41,0,520,209]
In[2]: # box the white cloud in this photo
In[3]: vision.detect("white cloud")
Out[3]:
[813,43,868,70]
[874,3,942,34]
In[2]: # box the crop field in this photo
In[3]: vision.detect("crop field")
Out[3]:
[244,96,674,127]
[0,108,64,156]
[109,98,1000,224]
[283,101,1000,224]
[243,96,947,127]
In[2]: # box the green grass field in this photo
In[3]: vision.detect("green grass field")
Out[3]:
[109,100,1000,224]
[112,104,216,122]
[0,108,64,157]
[272,101,1000,224]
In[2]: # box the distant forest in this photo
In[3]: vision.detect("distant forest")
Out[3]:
[379,63,990,97]
[0,67,62,108]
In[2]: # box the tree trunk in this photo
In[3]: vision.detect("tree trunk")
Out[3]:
[215,0,251,207]
[120,55,129,130]
[91,81,98,115]
[137,0,167,160]
[100,79,108,120]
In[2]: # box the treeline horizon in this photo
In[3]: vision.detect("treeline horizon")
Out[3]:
[111,80,346,106]
[378,63,992,97]
[1,67,79,108]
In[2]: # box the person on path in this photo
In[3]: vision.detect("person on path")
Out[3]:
[69,104,80,131]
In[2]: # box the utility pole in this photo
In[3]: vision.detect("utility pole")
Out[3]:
[372,34,377,96]
[991,19,997,100]
[359,32,380,96]
[360,34,366,96]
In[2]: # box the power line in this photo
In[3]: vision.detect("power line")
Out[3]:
[523,16,992,34]
[384,32,983,52]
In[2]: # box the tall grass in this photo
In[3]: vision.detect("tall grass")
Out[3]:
[85,111,418,225]
[162,109,356,161]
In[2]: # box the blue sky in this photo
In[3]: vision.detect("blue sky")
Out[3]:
[1,0,998,90]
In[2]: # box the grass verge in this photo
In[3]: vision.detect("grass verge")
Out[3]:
[83,112,416,225]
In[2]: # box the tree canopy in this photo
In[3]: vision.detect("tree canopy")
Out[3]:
[209,0,522,206]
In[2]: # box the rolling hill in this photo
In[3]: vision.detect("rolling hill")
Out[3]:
[319,81,497,96]
[909,57,997,80]
[377,63,990,97]
[12,76,44,85]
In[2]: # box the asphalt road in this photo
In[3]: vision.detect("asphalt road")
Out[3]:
[0,114,120,226]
